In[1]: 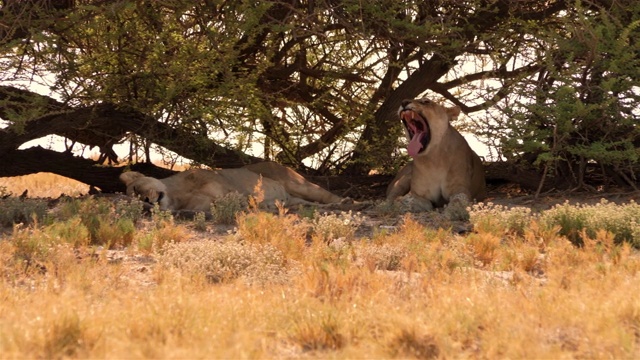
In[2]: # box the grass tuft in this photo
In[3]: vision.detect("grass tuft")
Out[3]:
[236,206,308,260]
[290,312,346,351]
[43,313,91,359]
[387,328,440,360]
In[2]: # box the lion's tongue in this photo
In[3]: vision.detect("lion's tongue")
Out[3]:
[407,131,425,157]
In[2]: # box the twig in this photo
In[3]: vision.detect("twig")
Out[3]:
[534,163,549,200]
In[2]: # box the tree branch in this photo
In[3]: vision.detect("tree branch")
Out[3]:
[0,0,77,46]
[0,146,177,193]
[0,88,262,168]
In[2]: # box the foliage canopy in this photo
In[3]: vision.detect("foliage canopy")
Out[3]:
[0,0,638,192]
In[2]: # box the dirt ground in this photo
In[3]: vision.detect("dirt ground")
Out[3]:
[484,183,640,210]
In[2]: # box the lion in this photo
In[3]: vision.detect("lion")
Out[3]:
[119,161,344,211]
[386,98,486,212]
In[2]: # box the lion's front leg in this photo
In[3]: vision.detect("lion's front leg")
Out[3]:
[386,163,412,201]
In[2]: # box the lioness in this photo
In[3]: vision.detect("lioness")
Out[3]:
[386,98,486,212]
[120,161,344,211]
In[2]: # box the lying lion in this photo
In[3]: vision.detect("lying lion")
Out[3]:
[120,161,344,211]
[386,98,486,212]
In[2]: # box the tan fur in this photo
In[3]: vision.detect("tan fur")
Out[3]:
[119,162,344,211]
[386,98,486,211]
[243,162,343,204]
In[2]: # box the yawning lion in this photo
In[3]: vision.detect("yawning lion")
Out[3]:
[386,98,486,212]
[120,161,344,211]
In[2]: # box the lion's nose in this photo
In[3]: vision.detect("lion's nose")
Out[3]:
[401,99,412,108]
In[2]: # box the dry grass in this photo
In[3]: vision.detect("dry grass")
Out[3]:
[0,173,89,198]
[1,189,640,358]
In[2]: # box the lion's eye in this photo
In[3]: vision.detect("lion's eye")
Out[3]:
[418,98,431,104]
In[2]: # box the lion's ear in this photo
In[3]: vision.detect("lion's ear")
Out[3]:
[119,171,145,185]
[445,106,461,120]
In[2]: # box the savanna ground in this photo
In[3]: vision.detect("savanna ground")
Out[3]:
[1,173,640,359]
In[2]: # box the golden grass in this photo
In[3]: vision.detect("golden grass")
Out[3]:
[1,202,640,359]
[1,173,640,359]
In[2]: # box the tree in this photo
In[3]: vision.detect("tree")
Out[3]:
[0,0,637,195]
[476,1,640,191]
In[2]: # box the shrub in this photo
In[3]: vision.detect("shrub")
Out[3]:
[55,197,141,248]
[54,198,82,220]
[311,211,364,243]
[356,243,408,271]
[114,199,144,224]
[94,217,136,248]
[0,196,48,227]
[540,202,588,246]
[137,233,155,255]
[8,223,77,274]
[210,192,247,224]
[193,211,207,232]
[150,203,174,227]
[11,223,54,267]
[469,202,536,236]
[307,236,354,269]
[541,200,640,248]
[159,239,293,285]
[45,217,91,248]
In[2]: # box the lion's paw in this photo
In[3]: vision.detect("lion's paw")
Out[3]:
[340,197,355,205]
[444,193,470,221]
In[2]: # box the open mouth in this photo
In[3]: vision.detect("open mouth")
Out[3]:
[400,109,430,157]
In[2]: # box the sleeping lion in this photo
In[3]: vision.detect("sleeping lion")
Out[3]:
[386,98,486,212]
[120,161,344,211]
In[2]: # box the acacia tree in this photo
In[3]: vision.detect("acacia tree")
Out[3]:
[473,1,640,191]
[0,0,637,193]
